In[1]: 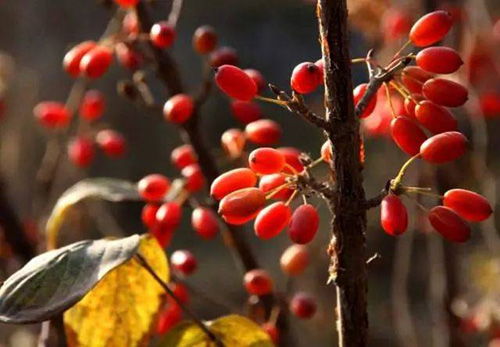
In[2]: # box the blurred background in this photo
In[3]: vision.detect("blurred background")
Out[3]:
[0,0,499,346]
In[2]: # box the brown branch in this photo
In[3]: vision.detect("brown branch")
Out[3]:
[317,0,369,346]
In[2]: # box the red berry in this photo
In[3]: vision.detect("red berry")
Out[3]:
[192,25,218,54]
[156,202,182,228]
[401,66,434,94]
[215,65,257,101]
[288,204,320,244]
[156,303,182,335]
[390,116,428,156]
[254,202,292,240]
[170,282,189,304]
[115,42,142,71]
[245,119,282,145]
[416,46,463,74]
[354,83,377,118]
[171,250,197,276]
[382,8,412,41]
[211,168,257,200]
[428,206,471,242]
[114,0,139,7]
[150,22,176,49]
[420,131,468,164]
[443,189,492,222]
[409,10,453,47]
[261,323,279,344]
[208,46,238,67]
[278,147,305,173]
[404,94,425,119]
[243,269,273,295]
[380,194,408,236]
[290,62,322,94]
[289,292,316,319]
[96,129,126,158]
[280,244,309,276]
[122,12,139,37]
[415,100,457,134]
[63,41,97,77]
[138,174,170,201]
[34,101,71,128]
[163,94,194,124]
[171,144,197,170]
[244,69,266,93]
[181,164,205,192]
[422,78,468,108]
[191,207,219,240]
[248,147,286,174]
[79,90,105,121]
[219,188,266,225]
[221,129,246,159]
[259,174,293,201]
[79,45,113,79]
[479,92,500,117]
[142,203,159,229]
[315,59,324,80]
[68,137,95,168]
[230,100,261,124]
[150,223,175,248]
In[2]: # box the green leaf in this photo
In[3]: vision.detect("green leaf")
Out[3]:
[45,178,140,249]
[0,234,141,324]
[159,315,275,347]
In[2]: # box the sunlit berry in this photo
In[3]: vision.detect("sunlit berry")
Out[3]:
[171,144,197,170]
[114,0,139,8]
[150,223,175,248]
[420,131,468,164]
[142,203,159,229]
[443,189,492,222]
[245,119,282,145]
[230,100,261,124]
[181,164,205,192]
[290,62,322,94]
[156,303,182,335]
[354,83,377,118]
[219,188,266,225]
[191,207,219,240]
[259,174,293,201]
[280,244,309,276]
[428,206,471,242]
[79,45,113,79]
[156,202,182,228]
[243,269,273,295]
[138,174,170,201]
[79,90,105,121]
[248,147,286,174]
[163,94,194,124]
[288,204,320,244]
[170,282,189,304]
[404,94,425,119]
[211,168,257,200]
[382,8,412,41]
[278,147,305,173]
[95,129,126,157]
[289,292,316,319]
[390,116,427,156]
[68,137,94,168]
[150,21,176,48]
[401,66,433,94]
[415,100,457,134]
[171,250,197,276]
[409,10,453,47]
[416,46,463,74]
[192,25,218,54]
[380,194,408,236]
[422,78,468,107]
[34,101,71,128]
[215,65,257,101]
[254,202,292,239]
[63,41,97,77]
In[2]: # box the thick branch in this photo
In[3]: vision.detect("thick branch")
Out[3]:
[317,0,369,346]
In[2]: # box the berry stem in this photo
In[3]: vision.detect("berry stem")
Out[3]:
[391,154,421,191]
[307,157,325,169]
[285,190,299,206]
[351,58,367,64]
[255,95,287,106]
[384,82,397,118]
[403,187,443,199]
[392,40,412,61]
[265,182,294,200]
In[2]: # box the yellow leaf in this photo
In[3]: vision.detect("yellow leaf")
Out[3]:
[64,235,168,347]
[159,314,274,347]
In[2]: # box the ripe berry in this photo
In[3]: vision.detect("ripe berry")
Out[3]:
[248,147,286,174]
[288,204,320,244]
[289,292,316,319]
[409,10,453,47]
[420,131,468,164]
[280,244,309,276]
[79,90,105,121]
[171,144,197,170]
[192,25,218,54]
[243,269,273,295]
[181,164,205,192]
[422,78,468,107]
[138,174,170,201]
[215,65,257,101]
[63,41,97,77]
[156,202,182,228]
[95,129,126,157]
[290,62,322,94]
[382,8,412,41]
[170,282,189,304]
[156,303,182,335]
[79,45,113,79]
[443,189,492,222]
[244,69,266,93]
[261,323,279,344]
[33,101,71,128]
[259,174,293,201]
[353,83,377,118]
[68,137,94,168]
[315,58,324,80]
[415,100,457,134]
[114,0,139,7]
[401,66,434,94]
[278,147,305,173]
[142,203,159,229]
[150,22,176,49]
[404,94,425,119]
[380,195,408,236]
[122,12,139,37]
[221,129,246,158]
[211,168,257,200]
[115,42,142,71]
[219,188,266,225]
[171,250,197,276]
[416,46,463,74]
[245,119,282,145]
[390,116,428,156]
[191,207,219,240]
[428,206,471,242]
[150,223,175,248]
[479,92,500,117]
[230,100,261,124]
[254,202,292,239]
[163,94,194,124]
[208,46,238,67]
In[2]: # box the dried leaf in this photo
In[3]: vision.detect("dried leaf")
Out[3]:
[159,314,274,347]
[64,235,168,347]
[0,234,141,324]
